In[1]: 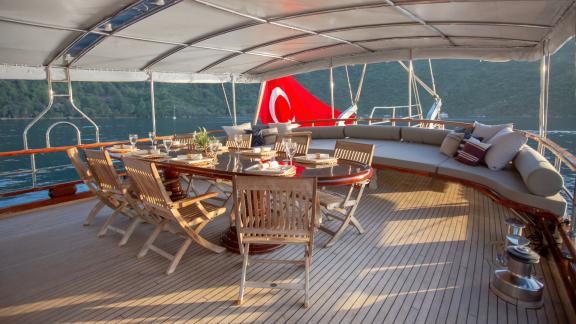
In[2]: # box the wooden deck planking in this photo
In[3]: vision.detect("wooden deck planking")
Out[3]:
[0,169,573,323]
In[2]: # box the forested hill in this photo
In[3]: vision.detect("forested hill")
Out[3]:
[0,41,574,119]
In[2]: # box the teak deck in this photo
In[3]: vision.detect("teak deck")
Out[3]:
[0,169,574,323]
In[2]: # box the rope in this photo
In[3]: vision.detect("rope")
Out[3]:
[344,66,354,105]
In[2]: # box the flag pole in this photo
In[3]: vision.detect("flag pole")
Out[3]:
[252,81,266,125]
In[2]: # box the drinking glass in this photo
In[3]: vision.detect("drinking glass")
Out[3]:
[284,140,297,165]
[163,139,173,156]
[128,134,138,150]
[233,134,242,150]
[148,131,157,151]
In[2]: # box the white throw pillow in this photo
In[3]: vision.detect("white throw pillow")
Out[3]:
[440,132,465,157]
[471,121,513,142]
[222,122,251,137]
[483,129,528,170]
[269,122,300,135]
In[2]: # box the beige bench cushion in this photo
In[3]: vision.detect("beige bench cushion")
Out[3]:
[514,146,564,197]
[401,127,451,146]
[371,141,450,173]
[437,158,566,216]
[345,125,401,141]
[294,126,345,139]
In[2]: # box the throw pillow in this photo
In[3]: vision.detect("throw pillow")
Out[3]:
[269,122,300,135]
[440,132,465,157]
[456,138,492,166]
[245,129,265,147]
[471,121,513,142]
[453,126,474,139]
[483,128,528,170]
[222,122,251,137]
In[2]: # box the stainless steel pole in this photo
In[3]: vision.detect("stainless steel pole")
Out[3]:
[538,42,550,153]
[408,58,414,127]
[232,77,237,126]
[330,66,335,119]
[150,75,157,134]
[252,81,266,125]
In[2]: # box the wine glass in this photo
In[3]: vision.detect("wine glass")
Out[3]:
[148,131,157,151]
[128,134,138,150]
[233,134,242,150]
[284,140,297,165]
[163,139,173,156]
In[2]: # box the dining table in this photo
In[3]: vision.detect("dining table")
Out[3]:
[110,146,374,254]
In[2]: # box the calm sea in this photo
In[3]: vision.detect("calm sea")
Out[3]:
[1,116,575,208]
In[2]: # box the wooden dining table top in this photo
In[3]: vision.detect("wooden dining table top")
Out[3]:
[110,148,373,187]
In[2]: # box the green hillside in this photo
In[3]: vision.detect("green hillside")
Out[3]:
[0,41,573,119]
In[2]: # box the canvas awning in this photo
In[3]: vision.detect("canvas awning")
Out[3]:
[0,0,574,83]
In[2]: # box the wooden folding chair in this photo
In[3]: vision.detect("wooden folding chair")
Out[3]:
[233,176,318,307]
[67,147,116,226]
[84,150,151,246]
[273,132,311,159]
[123,157,226,275]
[173,133,196,146]
[318,140,374,248]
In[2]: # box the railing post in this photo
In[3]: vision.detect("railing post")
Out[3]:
[408,56,413,127]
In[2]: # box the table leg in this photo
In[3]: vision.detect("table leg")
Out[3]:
[163,168,187,201]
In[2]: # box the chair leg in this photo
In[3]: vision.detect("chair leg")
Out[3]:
[84,201,105,226]
[166,237,192,275]
[238,243,250,305]
[138,222,165,258]
[118,217,142,247]
[190,223,226,253]
[350,216,365,234]
[304,245,311,308]
[97,207,121,237]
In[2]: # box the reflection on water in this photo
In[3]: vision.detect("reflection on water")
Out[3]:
[0,116,575,208]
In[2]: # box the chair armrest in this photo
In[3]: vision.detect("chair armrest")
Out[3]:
[170,192,219,209]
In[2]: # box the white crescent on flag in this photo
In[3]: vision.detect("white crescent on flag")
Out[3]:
[269,87,295,123]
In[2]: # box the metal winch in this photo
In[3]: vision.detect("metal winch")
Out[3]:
[490,245,544,308]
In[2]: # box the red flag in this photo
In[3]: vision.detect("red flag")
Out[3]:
[258,76,350,127]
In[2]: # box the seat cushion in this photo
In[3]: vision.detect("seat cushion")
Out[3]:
[401,127,451,146]
[295,126,345,139]
[345,125,401,141]
[437,158,566,216]
[372,141,450,173]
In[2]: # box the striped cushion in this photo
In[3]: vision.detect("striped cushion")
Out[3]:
[456,138,492,166]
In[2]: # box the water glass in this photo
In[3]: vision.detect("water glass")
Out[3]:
[163,139,173,156]
[284,140,297,165]
[128,134,138,150]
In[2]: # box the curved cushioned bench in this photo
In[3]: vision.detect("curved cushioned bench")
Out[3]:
[294,125,567,217]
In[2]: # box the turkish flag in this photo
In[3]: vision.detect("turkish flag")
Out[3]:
[258,76,345,127]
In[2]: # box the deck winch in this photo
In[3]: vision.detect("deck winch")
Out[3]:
[491,219,544,308]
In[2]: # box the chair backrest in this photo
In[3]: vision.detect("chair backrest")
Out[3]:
[274,132,311,157]
[84,149,124,194]
[233,176,317,243]
[66,147,99,194]
[173,133,196,145]
[226,134,252,148]
[122,157,173,215]
[334,140,375,165]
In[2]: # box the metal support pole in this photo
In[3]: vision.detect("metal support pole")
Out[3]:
[538,42,550,154]
[354,64,368,105]
[408,58,414,127]
[252,81,266,125]
[330,66,335,119]
[232,77,237,126]
[150,75,157,134]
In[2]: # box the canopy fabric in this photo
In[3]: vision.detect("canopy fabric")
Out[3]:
[0,0,574,83]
